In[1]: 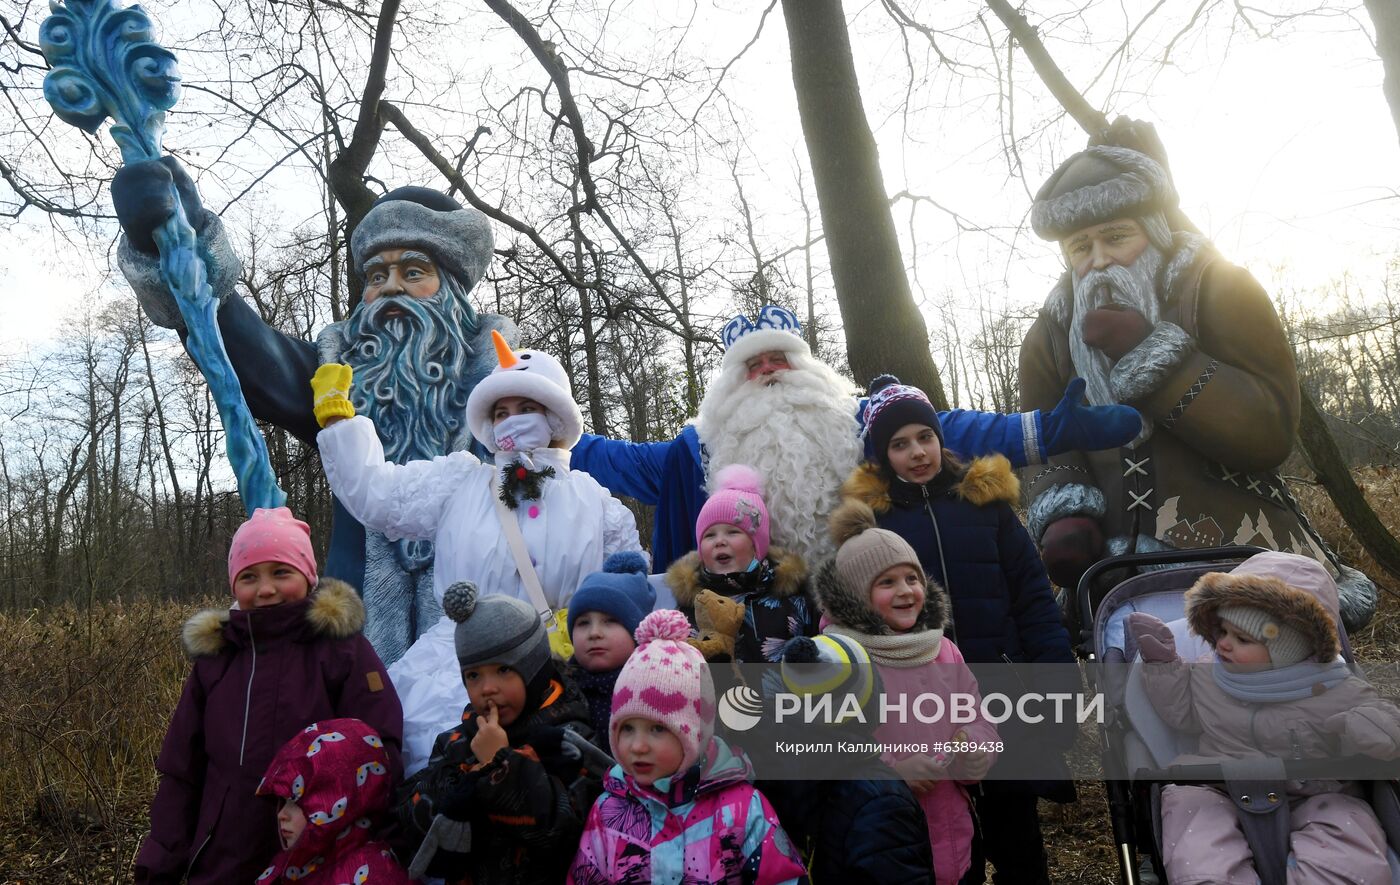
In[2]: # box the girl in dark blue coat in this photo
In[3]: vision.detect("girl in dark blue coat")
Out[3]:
[842,375,1078,885]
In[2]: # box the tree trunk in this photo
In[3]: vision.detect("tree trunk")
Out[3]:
[779,0,948,406]
[570,187,609,436]
[326,0,401,309]
[1364,0,1400,149]
[1299,383,1400,576]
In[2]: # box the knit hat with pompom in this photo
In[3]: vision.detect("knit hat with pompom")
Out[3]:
[609,609,716,774]
[860,374,943,466]
[696,464,772,561]
[567,551,655,636]
[442,581,550,685]
[829,499,927,603]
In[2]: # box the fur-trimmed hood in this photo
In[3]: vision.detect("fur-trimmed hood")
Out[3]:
[182,578,366,657]
[1185,553,1341,664]
[841,455,1019,515]
[814,555,951,637]
[664,546,808,607]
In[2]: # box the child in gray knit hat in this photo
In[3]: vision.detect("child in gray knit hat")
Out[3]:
[394,582,602,885]
[1128,551,1400,885]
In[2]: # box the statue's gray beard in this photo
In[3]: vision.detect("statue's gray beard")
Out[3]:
[1069,246,1164,407]
[333,273,480,463]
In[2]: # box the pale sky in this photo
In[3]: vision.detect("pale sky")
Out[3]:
[2,0,1395,358]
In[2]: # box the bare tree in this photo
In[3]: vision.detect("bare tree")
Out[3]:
[779,0,948,403]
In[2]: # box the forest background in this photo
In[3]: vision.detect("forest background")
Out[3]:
[2,0,1400,880]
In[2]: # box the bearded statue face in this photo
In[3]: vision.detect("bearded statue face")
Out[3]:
[361,248,443,303]
[1063,217,1164,407]
[319,248,481,464]
[1061,218,1152,279]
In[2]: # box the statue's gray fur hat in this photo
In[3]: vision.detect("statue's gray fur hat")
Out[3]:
[1032,146,1177,242]
[350,186,494,289]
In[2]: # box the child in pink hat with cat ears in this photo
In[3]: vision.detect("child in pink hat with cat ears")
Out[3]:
[664,464,818,663]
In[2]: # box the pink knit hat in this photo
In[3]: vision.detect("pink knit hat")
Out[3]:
[227,507,319,591]
[610,610,716,774]
[695,464,771,561]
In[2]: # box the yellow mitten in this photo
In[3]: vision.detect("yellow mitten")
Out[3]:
[311,363,356,427]
[546,608,574,659]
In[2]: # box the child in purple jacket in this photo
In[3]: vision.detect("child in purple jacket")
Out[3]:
[134,507,404,885]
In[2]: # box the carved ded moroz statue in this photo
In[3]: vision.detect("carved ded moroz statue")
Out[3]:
[1017,145,1377,628]
[113,163,511,663]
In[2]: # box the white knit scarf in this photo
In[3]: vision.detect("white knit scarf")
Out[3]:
[826,624,945,668]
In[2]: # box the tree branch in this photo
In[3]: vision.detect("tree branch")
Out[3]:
[326,0,400,238]
[377,101,589,290]
[982,0,1110,137]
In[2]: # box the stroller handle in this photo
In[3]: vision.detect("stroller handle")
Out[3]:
[1133,755,1400,784]
[1075,545,1266,643]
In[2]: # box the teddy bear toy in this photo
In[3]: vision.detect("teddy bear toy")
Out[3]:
[687,588,747,681]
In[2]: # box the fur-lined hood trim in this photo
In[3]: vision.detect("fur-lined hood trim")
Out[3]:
[841,455,1019,515]
[182,578,365,658]
[665,546,808,607]
[814,556,951,636]
[1186,570,1340,664]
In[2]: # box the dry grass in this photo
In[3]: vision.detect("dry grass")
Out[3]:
[0,596,213,883]
[4,472,1400,883]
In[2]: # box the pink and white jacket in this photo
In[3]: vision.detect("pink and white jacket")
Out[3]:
[568,736,806,885]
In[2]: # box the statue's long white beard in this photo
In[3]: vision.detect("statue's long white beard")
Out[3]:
[1069,246,1164,407]
[697,357,861,565]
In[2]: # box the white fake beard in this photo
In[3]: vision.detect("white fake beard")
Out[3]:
[697,357,861,565]
[1069,245,1164,407]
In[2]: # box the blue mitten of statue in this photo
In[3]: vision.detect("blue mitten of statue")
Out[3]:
[1042,378,1141,455]
[112,156,205,255]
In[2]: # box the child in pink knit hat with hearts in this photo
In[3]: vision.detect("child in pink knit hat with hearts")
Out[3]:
[569,610,806,885]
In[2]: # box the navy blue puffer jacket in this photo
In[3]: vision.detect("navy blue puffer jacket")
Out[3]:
[764,768,933,885]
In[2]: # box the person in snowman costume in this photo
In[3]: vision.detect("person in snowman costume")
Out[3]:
[312,331,644,774]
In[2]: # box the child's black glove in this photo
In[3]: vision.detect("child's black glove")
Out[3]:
[434,767,482,821]
[528,725,577,760]
[529,724,587,781]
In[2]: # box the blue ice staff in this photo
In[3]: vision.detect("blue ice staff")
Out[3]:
[40,0,285,514]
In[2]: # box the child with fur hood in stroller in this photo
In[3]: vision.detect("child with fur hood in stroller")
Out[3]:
[1127,551,1400,884]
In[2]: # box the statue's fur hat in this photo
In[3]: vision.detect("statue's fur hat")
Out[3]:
[351,186,494,289]
[1032,146,1177,242]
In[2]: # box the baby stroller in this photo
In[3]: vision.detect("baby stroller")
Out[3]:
[1077,546,1400,884]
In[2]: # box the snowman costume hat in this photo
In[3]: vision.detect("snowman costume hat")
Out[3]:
[466,330,584,453]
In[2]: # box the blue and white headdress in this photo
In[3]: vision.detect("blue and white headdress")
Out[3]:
[720,304,810,371]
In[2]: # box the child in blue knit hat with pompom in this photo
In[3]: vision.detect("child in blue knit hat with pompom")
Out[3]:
[565,551,656,743]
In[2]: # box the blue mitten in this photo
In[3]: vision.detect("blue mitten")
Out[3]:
[1041,378,1142,456]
